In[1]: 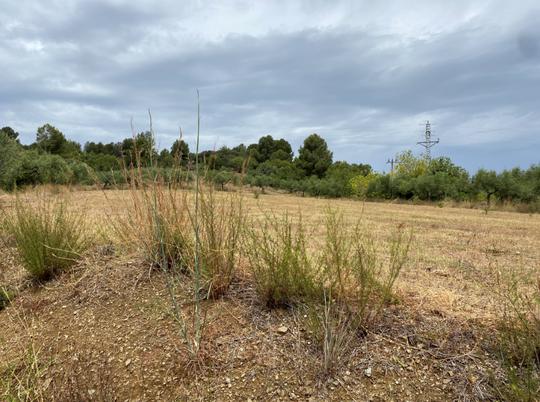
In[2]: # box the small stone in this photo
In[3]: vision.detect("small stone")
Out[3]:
[276,326,289,334]
[125,359,132,367]
[365,367,372,377]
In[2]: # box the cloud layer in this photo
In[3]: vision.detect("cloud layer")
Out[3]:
[1,0,539,171]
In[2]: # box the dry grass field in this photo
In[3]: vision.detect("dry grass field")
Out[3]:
[1,187,539,401]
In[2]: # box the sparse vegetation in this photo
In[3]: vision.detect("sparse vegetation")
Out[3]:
[0,310,48,401]
[1,187,538,400]
[0,344,45,401]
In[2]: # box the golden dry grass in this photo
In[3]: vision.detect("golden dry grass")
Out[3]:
[59,188,540,321]
[1,187,539,400]
[5,187,539,321]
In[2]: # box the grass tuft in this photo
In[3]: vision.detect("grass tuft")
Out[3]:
[321,209,411,329]
[245,212,320,308]
[305,293,355,375]
[495,271,540,401]
[198,186,245,298]
[3,197,90,281]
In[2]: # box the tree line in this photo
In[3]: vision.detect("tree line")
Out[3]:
[0,124,539,211]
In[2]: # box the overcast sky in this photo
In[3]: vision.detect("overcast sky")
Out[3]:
[1,1,539,172]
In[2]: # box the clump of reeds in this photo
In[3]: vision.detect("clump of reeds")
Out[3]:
[247,207,411,374]
[304,292,355,375]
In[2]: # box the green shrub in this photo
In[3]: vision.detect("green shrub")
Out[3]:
[68,160,95,185]
[4,198,91,280]
[8,151,42,188]
[40,154,73,185]
[0,132,22,191]
[95,170,126,188]
[2,151,74,190]
[245,213,320,308]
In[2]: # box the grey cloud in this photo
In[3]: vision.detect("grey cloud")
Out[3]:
[1,0,539,172]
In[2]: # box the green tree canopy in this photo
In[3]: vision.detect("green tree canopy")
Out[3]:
[473,169,499,205]
[255,135,293,163]
[84,141,122,157]
[121,131,157,166]
[394,150,428,177]
[0,126,19,141]
[171,139,190,161]
[36,124,81,158]
[296,133,333,178]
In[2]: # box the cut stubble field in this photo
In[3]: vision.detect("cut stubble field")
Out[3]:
[81,188,540,321]
[1,188,539,401]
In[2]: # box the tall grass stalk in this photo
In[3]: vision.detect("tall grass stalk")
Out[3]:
[191,90,203,356]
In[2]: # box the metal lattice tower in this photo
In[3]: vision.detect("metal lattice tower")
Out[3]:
[417,120,439,160]
[386,157,400,174]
